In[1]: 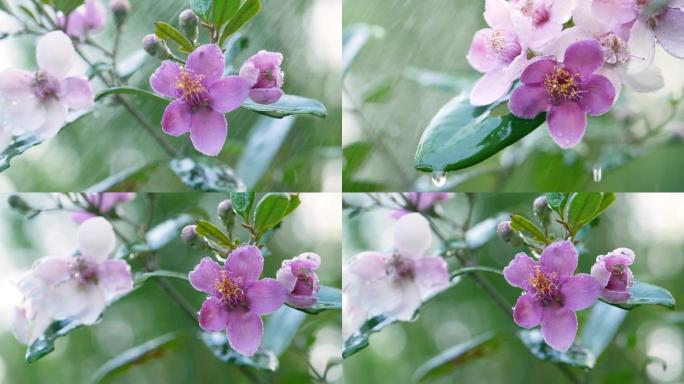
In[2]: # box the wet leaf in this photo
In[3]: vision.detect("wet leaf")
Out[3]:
[212,0,240,28]
[415,94,545,174]
[342,315,398,359]
[26,319,83,363]
[254,193,291,235]
[222,33,249,75]
[567,193,604,235]
[518,329,596,369]
[195,219,233,249]
[199,331,278,371]
[0,134,42,173]
[580,301,627,359]
[342,23,384,76]
[190,0,212,19]
[230,192,255,221]
[288,286,342,315]
[343,142,373,178]
[242,95,327,119]
[606,281,676,310]
[546,192,569,216]
[155,22,195,52]
[86,163,160,192]
[218,0,261,46]
[262,306,306,356]
[170,158,246,192]
[510,214,549,244]
[52,0,84,14]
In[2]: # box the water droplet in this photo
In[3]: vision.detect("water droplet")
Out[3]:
[431,171,447,187]
[592,166,603,183]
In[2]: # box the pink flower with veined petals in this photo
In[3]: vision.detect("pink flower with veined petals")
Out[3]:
[0,31,94,139]
[504,241,602,352]
[71,193,135,224]
[239,50,285,105]
[391,193,454,219]
[65,0,107,39]
[150,45,251,156]
[508,0,576,51]
[276,253,321,308]
[591,247,635,303]
[509,40,616,149]
[189,246,288,356]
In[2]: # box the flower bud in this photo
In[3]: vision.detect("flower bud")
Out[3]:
[179,9,199,43]
[142,34,173,60]
[239,50,285,104]
[8,195,32,214]
[533,196,551,226]
[497,220,522,246]
[181,225,204,249]
[217,199,235,229]
[109,0,130,28]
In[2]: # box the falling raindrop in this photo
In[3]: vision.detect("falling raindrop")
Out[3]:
[431,170,447,187]
[593,166,603,183]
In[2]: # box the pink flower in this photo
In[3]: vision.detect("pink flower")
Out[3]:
[71,192,135,224]
[239,50,285,105]
[591,247,635,303]
[467,0,528,105]
[345,213,449,321]
[276,253,321,308]
[509,40,616,148]
[508,0,576,51]
[21,217,133,326]
[66,0,107,39]
[12,273,52,345]
[504,241,602,351]
[392,193,453,219]
[0,31,94,139]
[189,246,287,356]
[150,45,251,156]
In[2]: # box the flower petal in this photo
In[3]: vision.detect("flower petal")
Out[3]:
[513,292,543,328]
[413,256,449,292]
[96,260,133,301]
[189,257,222,294]
[189,107,227,156]
[186,44,225,88]
[347,252,388,280]
[226,311,263,357]
[394,213,432,258]
[600,289,631,303]
[563,40,604,80]
[150,61,181,98]
[547,102,587,149]
[622,64,664,92]
[249,88,284,105]
[540,241,578,279]
[592,0,636,25]
[71,211,96,224]
[590,258,611,287]
[77,285,106,325]
[78,217,115,261]
[3,95,45,135]
[0,68,33,99]
[45,279,86,320]
[484,0,513,29]
[361,278,403,317]
[36,31,75,79]
[467,29,502,73]
[208,75,250,113]
[225,245,264,285]
[32,256,71,286]
[199,297,228,332]
[470,69,515,106]
[37,99,67,139]
[654,7,684,58]
[509,84,550,119]
[287,294,317,308]
[246,278,287,315]
[560,273,601,310]
[627,20,656,75]
[161,100,192,136]
[503,253,536,290]
[276,265,297,292]
[541,306,577,352]
[62,76,94,110]
[391,282,422,321]
[580,74,615,116]
[520,58,558,85]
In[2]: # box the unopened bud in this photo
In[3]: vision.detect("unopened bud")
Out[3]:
[533,196,551,226]
[109,0,131,28]
[142,34,173,60]
[217,199,235,229]
[181,225,203,249]
[497,221,513,241]
[179,9,199,42]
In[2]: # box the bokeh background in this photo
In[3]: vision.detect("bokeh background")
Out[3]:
[0,0,342,192]
[0,193,342,383]
[343,193,684,383]
[343,0,684,192]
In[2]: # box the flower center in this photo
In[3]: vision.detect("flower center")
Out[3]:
[295,267,315,289]
[488,29,522,65]
[387,254,415,281]
[214,271,246,309]
[69,257,98,285]
[31,71,62,100]
[544,66,582,105]
[175,69,208,107]
[528,266,560,304]
[600,33,631,65]
[518,0,550,27]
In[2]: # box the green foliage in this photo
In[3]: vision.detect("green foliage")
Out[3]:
[518,329,596,369]
[567,193,615,236]
[606,281,676,310]
[86,163,160,192]
[580,301,627,359]
[545,192,569,216]
[155,21,195,52]
[195,219,234,252]
[26,319,83,363]
[199,331,278,371]
[510,214,549,245]
[230,192,256,222]
[241,95,328,119]
[170,158,245,192]
[218,0,261,46]
[342,23,384,76]
[51,0,84,14]
[189,0,212,19]
[288,286,342,315]
[343,315,397,359]
[212,0,241,30]
[253,193,298,238]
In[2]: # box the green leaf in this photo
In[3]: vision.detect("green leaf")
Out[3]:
[518,329,596,369]
[86,163,160,192]
[218,0,261,46]
[222,33,249,75]
[415,95,546,174]
[362,78,394,104]
[242,95,327,119]
[199,331,278,370]
[606,281,676,310]
[134,270,190,287]
[413,332,504,383]
[343,142,373,180]
[212,0,240,28]
[145,214,195,250]
[155,21,195,52]
[235,116,295,189]
[262,306,306,356]
[342,23,384,76]
[26,319,82,363]
[196,219,233,249]
[546,192,569,216]
[96,87,169,103]
[116,50,149,81]
[567,193,603,235]
[580,301,627,359]
[230,192,255,221]
[254,193,291,235]
[288,286,342,315]
[510,215,548,244]
[342,315,397,358]
[52,0,84,14]
[189,0,212,19]
[92,332,187,383]
[465,213,510,249]
[450,266,503,280]
[0,134,43,173]
[170,158,245,192]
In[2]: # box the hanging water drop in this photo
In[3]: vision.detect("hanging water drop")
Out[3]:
[592,166,602,183]
[431,170,447,187]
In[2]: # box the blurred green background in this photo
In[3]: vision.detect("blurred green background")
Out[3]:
[343,193,683,383]
[0,0,342,192]
[342,0,684,192]
[0,193,342,383]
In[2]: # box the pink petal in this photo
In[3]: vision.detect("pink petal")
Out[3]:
[45,279,85,320]
[84,0,106,31]
[66,11,86,38]
[484,0,513,29]
[286,294,317,308]
[238,61,260,87]
[226,311,263,356]
[347,252,388,280]
[0,68,33,99]
[413,256,449,291]
[520,59,557,85]
[78,217,116,261]
[96,260,133,301]
[600,289,631,303]
[592,0,637,25]
[541,306,577,352]
[150,61,181,98]
[560,273,601,310]
[32,256,71,286]
[563,40,604,80]
[71,211,97,224]
[78,285,106,325]
[394,213,432,258]
[276,265,297,292]
[580,75,615,116]
[627,20,656,74]
[161,100,192,136]
[38,99,67,139]
[189,107,227,156]
[513,292,543,328]
[547,102,587,149]
[509,84,550,119]
[503,253,536,290]
[199,297,228,332]
[391,282,422,321]
[186,45,225,88]
[246,278,287,315]
[208,76,250,113]
[467,29,502,73]
[655,7,684,58]
[590,259,611,287]
[62,76,94,110]
[540,241,578,279]
[470,69,515,106]
[36,31,75,78]
[249,88,284,105]
[189,257,222,294]
[225,246,264,285]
